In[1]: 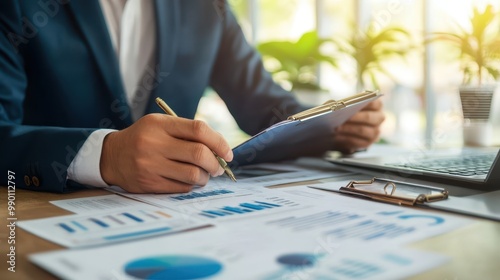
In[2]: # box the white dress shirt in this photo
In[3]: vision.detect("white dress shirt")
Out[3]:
[67,0,157,187]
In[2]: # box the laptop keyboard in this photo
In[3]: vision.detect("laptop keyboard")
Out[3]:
[388,154,495,177]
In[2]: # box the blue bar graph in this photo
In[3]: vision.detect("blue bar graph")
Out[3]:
[240,203,268,210]
[221,207,249,214]
[171,189,234,201]
[203,210,231,217]
[103,227,172,241]
[90,218,109,228]
[123,212,144,223]
[199,201,282,219]
[71,221,88,231]
[59,223,75,233]
[254,201,281,207]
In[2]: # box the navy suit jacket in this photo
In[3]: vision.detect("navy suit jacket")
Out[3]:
[0,0,308,192]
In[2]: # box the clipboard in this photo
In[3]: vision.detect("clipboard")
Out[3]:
[231,90,382,167]
[312,177,449,206]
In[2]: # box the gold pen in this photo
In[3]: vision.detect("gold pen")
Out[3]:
[155,97,237,182]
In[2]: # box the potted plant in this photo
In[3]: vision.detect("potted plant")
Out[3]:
[334,23,414,91]
[431,4,500,146]
[257,31,338,105]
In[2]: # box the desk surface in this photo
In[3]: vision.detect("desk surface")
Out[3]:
[1,188,499,280]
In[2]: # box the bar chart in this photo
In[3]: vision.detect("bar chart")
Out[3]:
[19,208,207,248]
[195,196,303,220]
[56,210,168,234]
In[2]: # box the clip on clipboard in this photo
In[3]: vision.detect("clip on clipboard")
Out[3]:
[339,177,449,206]
[288,90,380,121]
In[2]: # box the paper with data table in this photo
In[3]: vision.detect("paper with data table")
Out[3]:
[18,206,208,248]
[30,226,448,280]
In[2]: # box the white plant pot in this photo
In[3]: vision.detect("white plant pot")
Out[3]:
[463,120,493,147]
[459,85,496,146]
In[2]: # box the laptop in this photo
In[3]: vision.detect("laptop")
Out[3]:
[328,147,500,191]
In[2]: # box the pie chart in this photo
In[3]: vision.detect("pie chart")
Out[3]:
[124,255,223,279]
[277,253,318,268]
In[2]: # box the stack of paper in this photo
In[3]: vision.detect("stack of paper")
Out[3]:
[21,161,472,279]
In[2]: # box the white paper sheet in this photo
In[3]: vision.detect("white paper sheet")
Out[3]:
[239,170,344,187]
[18,207,208,248]
[30,226,448,280]
[50,194,151,214]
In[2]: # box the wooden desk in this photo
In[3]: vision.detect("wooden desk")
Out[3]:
[1,188,499,280]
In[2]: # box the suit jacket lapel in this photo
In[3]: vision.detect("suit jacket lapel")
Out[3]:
[146,0,181,114]
[67,0,132,125]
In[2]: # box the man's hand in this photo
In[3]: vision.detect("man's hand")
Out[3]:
[100,114,233,193]
[332,99,385,154]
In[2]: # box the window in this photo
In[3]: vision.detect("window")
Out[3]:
[197,0,500,148]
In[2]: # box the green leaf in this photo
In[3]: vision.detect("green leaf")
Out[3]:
[257,31,339,91]
[429,4,500,84]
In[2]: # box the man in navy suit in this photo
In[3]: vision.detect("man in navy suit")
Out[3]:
[0,0,384,193]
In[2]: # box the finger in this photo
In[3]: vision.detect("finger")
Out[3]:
[164,118,233,161]
[336,124,380,142]
[157,159,211,186]
[122,172,194,194]
[164,137,224,176]
[362,99,383,111]
[142,177,194,194]
[346,110,385,126]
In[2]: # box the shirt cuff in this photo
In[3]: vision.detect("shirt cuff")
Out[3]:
[67,129,117,188]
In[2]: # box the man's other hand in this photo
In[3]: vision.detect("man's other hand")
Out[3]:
[332,99,385,154]
[99,114,233,193]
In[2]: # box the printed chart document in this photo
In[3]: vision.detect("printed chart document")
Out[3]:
[18,207,208,248]
[30,226,448,280]
[26,162,473,279]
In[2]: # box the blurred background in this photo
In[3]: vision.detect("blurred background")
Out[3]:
[195,0,500,149]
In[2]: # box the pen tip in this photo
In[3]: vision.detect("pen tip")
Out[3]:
[226,170,237,182]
